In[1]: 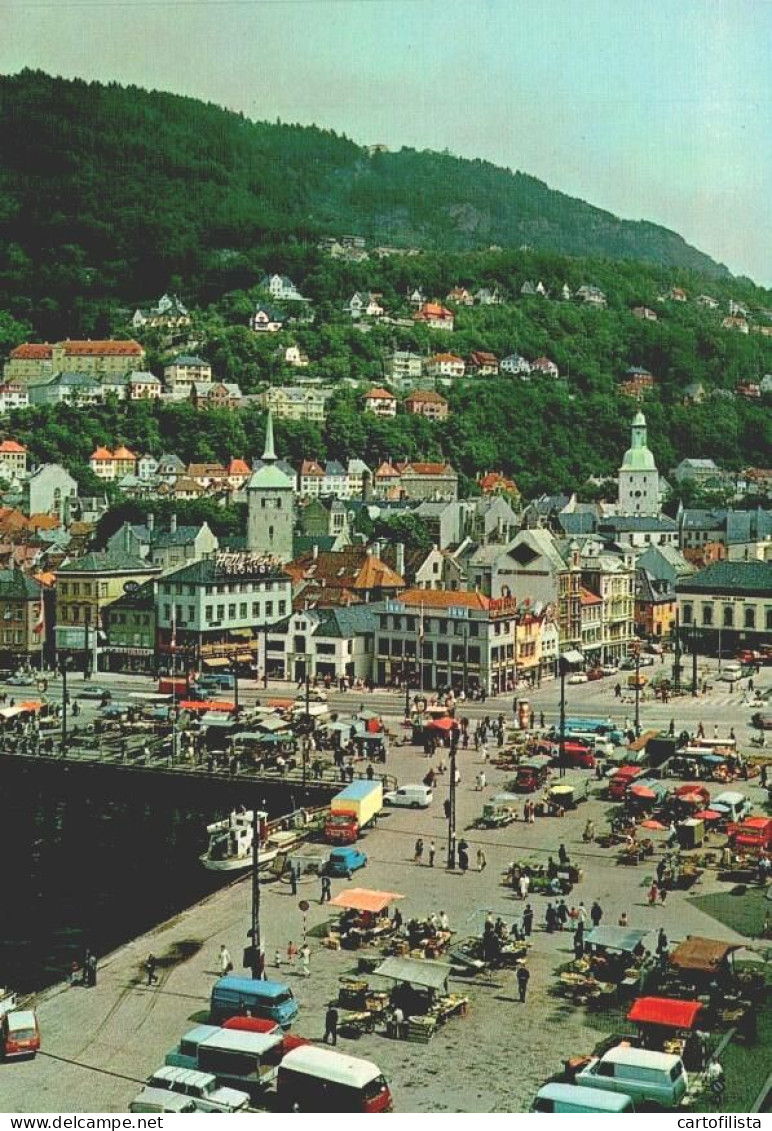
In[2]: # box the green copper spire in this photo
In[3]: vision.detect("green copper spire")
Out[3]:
[262,410,277,462]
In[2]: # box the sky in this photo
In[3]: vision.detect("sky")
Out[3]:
[3,0,771,285]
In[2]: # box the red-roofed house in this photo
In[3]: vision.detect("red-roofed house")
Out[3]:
[364,388,397,417]
[0,440,28,476]
[5,340,145,385]
[478,471,519,499]
[445,287,474,307]
[396,460,458,501]
[90,446,137,480]
[468,351,499,376]
[227,458,251,490]
[426,353,465,378]
[404,390,449,421]
[531,356,560,379]
[413,303,455,331]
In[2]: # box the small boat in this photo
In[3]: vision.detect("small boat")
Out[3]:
[199,807,320,872]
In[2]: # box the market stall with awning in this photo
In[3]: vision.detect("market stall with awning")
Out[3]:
[669,937,740,983]
[584,926,656,955]
[426,716,457,733]
[374,956,452,992]
[627,996,703,1030]
[330,888,404,914]
[179,699,235,713]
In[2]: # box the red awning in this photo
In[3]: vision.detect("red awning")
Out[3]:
[329,888,404,913]
[179,699,234,712]
[627,996,702,1030]
[640,819,667,831]
[694,809,722,821]
[427,716,456,733]
[629,784,656,800]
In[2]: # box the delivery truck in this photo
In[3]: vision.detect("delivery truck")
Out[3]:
[324,780,383,845]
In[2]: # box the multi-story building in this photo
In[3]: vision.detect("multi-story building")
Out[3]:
[413,303,455,331]
[0,440,28,477]
[156,552,291,672]
[374,589,523,695]
[426,353,465,379]
[264,386,328,423]
[580,545,636,663]
[635,570,677,642]
[384,351,423,383]
[164,355,212,393]
[24,464,78,521]
[89,446,138,481]
[28,372,105,406]
[266,606,377,683]
[0,384,29,415]
[260,274,307,302]
[0,570,46,668]
[5,340,145,385]
[364,388,397,417]
[127,371,163,400]
[55,550,160,667]
[404,390,449,421]
[103,580,157,674]
[132,293,191,331]
[190,382,242,411]
[676,560,772,653]
[246,414,295,561]
[618,411,660,516]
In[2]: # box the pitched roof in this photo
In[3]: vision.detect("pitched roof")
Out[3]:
[398,461,455,476]
[58,550,156,574]
[676,560,772,595]
[0,440,26,453]
[228,458,251,476]
[365,387,395,401]
[10,343,54,359]
[0,569,42,599]
[286,548,404,592]
[90,446,113,460]
[405,389,447,405]
[579,586,602,606]
[396,588,493,611]
[62,340,143,356]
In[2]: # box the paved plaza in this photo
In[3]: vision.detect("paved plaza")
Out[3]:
[1,664,769,1113]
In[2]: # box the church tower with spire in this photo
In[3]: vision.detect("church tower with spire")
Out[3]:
[618,410,660,515]
[246,412,295,560]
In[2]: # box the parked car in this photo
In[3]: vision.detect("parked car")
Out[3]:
[568,672,588,685]
[147,1065,250,1113]
[601,664,619,676]
[325,846,367,878]
[1,1009,40,1059]
[78,686,111,700]
[383,784,433,809]
[751,712,772,731]
[587,668,604,681]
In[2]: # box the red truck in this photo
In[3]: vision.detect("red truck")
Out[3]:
[728,817,772,856]
[534,739,595,769]
[607,765,643,801]
[158,676,190,695]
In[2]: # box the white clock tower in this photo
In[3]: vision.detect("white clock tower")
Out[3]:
[618,410,660,515]
[246,412,295,560]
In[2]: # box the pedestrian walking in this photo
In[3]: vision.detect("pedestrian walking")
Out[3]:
[545,903,558,933]
[477,847,487,872]
[457,839,469,872]
[87,953,97,987]
[516,966,530,1003]
[414,837,424,864]
[648,881,659,906]
[290,866,298,896]
[523,904,534,937]
[428,840,436,867]
[219,944,233,975]
[539,712,545,729]
[320,874,332,903]
[558,843,569,866]
[476,770,486,791]
[323,1005,338,1045]
[518,874,529,900]
[287,940,297,964]
[590,900,603,928]
[145,953,158,986]
[697,720,705,739]
[300,943,310,978]
[443,798,451,820]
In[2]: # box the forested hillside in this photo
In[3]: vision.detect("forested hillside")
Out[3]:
[0,70,736,338]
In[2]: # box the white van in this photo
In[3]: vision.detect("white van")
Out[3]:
[575,1046,688,1108]
[148,1065,250,1112]
[533,1083,635,1113]
[712,791,752,824]
[719,662,743,682]
[129,1088,199,1114]
[383,784,433,809]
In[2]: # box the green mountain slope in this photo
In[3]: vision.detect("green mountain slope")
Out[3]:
[0,70,731,335]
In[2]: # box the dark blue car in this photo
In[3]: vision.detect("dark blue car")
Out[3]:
[325,846,367,878]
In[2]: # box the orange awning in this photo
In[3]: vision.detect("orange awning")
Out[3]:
[329,888,404,914]
[19,700,44,713]
[179,699,235,712]
[628,997,702,1030]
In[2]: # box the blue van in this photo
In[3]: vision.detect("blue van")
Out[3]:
[210,977,299,1029]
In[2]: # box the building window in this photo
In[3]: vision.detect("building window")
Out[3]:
[744,607,755,629]
[205,605,213,622]
[702,605,713,626]
[722,606,734,628]
[766,609,772,631]
[216,604,225,621]
[682,603,692,625]
[228,604,236,619]
[278,601,286,615]
[266,602,274,616]
[239,603,247,618]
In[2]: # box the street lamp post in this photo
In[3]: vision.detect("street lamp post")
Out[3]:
[558,660,567,779]
[632,641,642,736]
[246,805,264,980]
[231,656,240,711]
[447,730,457,869]
[60,657,70,756]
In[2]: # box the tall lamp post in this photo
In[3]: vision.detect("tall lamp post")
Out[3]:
[557,650,582,779]
[631,641,642,737]
[447,727,458,869]
[245,804,264,980]
[230,655,240,711]
[59,656,71,756]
